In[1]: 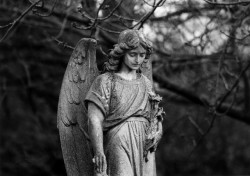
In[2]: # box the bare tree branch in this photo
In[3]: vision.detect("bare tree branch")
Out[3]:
[32,0,58,17]
[187,116,205,135]
[216,61,250,109]
[187,112,217,158]
[0,0,42,42]
[73,0,124,30]
[221,30,250,41]
[98,0,124,21]
[188,81,239,158]
[142,0,163,7]
[153,63,250,125]
[0,23,12,29]
[112,12,135,22]
[203,0,250,5]
[97,25,120,34]
[133,0,166,29]
[53,37,74,49]
[150,6,221,22]
[213,41,229,105]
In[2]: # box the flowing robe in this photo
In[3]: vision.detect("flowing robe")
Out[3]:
[85,72,157,176]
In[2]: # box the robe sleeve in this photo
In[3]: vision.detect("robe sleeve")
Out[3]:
[84,73,111,117]
[142,75,154,95]
[143,74,164,121]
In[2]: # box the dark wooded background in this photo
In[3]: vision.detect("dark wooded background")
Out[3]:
[1,0,250,175]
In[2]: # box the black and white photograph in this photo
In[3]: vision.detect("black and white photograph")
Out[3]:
[1,0,250,176]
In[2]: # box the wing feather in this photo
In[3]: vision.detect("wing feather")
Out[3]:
[57,38,99,126]
[57,38,99,176]
[141,58,153,82]
[78,65,87,82]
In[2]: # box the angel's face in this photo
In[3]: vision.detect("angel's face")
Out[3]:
[122,45,146,71]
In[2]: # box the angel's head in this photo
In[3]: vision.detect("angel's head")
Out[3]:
[104,29,153,72]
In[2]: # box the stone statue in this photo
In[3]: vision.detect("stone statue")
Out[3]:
[57,29,164,176]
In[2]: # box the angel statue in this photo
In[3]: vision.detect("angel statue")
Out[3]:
[57,29,164,176]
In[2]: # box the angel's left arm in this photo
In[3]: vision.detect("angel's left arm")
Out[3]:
[88,102,107,175]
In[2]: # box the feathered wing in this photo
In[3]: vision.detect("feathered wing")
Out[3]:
[141,58,152,82]
[57,38,99,176]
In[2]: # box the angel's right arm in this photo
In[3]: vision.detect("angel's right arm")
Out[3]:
[88,102,107,174]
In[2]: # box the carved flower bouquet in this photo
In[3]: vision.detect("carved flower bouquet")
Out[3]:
[144,92,165,161]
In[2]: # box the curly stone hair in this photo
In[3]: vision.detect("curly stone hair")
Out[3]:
[104,29,153,72]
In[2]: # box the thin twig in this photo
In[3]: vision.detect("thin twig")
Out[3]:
[187,111,217,159]
[216,61,250,109]
[213,42,228,106]
[203,0,250,5]
[98,0,124,21]
[96,0,108,20]
[89,0,109,37]
[97,25,120,34]
[221,30,250,41]
[33,0,58,17]
[215,86,238,116]
[142,0,164,7]
[98,45,108,57]
[0,0,42,42]
[106,12,135,28]
[133,0,166,29]
[112,13,135,21]
[78,8,95,21]
[187,61,250,158]
[187,116,204,135]
[219,72,230,90]
[73,0,124,30]
[0,23,12,29]
[72,22,92,30]
[54,6,72,39]
[53,37,74,50]
[19,60,32,87]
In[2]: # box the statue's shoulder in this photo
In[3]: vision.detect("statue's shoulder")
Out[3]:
[141,73,152,84]
[141,73,153,91]
[93,72,113,86]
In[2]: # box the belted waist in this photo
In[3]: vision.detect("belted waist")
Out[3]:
[126,116,149,122]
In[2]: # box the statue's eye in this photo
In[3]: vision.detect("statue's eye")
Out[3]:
[140,53,146,58]
[129,53,136,57]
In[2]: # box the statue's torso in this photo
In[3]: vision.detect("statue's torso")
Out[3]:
[85,72,152,131]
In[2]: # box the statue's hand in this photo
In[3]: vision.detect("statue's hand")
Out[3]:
[152,121,163,152]
[93,152,107,176]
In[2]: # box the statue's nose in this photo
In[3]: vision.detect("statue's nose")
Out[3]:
[135,56,139,63]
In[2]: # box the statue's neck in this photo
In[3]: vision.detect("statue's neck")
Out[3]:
[116,65,138,81]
